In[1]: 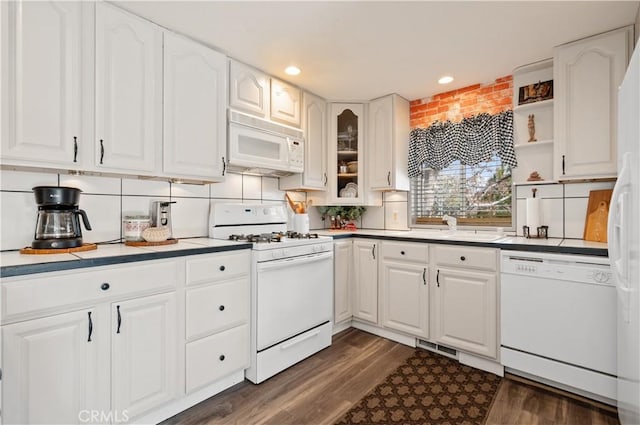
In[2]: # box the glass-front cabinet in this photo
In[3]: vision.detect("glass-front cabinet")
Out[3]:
[308,103,381,206]
[329,103,364,204]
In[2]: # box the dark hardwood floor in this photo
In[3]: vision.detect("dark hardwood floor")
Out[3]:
[162,329,620,425]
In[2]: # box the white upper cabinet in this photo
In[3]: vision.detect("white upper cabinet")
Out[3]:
[554,26,633,180]
[163,33,227,181]
[367,94,410,191]
[1,1,86,168]
[270,78,302,128]
[229,60,269,118]
[95,3,162,173]
[279,91,327,190]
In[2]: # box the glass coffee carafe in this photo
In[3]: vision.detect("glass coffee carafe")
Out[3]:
[31,186,92,249]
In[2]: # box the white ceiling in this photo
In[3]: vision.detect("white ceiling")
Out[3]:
[114,1,639,102]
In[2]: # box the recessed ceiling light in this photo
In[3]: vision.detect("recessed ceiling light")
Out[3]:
[438,75,454,84]
[285,66,301,76]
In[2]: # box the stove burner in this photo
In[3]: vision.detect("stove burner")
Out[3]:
[283,231,319,239]
[228,232,321,243]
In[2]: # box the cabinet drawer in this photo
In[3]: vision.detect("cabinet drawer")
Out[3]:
[186,324,249,393]
[185,251,250,286]
[2,259,180,323]
[434,245,498,272]
[186,277,249,340]
[382,241,428,263]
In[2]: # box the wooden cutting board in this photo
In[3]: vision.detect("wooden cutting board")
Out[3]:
[583,189,613,242]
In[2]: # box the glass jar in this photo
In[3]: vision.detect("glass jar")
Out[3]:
[123,214,151,241]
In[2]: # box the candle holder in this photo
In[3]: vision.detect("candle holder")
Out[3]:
[523,225,549,239]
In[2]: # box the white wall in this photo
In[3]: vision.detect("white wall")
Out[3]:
[0,168,607,250]
[514,181,615,239]
[0,168,410,250]
[0,170,286,251]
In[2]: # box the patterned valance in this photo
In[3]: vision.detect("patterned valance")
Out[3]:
[408,110,516,177]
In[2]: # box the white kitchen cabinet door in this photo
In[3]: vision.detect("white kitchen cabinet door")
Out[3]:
[334,240,353,323]
[163,32,227,181]
[367,94,410,191]
[352,240,378,324]
[380,261,429,338]
[280,91,328,190]
[433,267,497,359]
[270,78,302,128]
[111,292,178,422]
[2,308,109,424]
[229,60,269,118]
[554,26,633,180]
[1,1,85,168]
[95,3,162,173]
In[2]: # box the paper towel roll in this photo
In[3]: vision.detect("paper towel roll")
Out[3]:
[525,198,541,230]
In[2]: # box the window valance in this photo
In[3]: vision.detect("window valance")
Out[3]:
[408,110,516,177]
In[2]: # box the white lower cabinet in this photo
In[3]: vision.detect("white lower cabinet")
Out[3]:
[1,250,252,424]
[183,252,250,394]
[352,239,379,324]
[185,324,249,393]
[337,239,499,361]
[333,240,353,324]
[380,241,429,338]
[111,292,178,422]
[2,308,109,425]
[433,246,498,359]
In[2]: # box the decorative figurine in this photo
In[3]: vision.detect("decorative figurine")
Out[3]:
[527,171,543,181]
[528,114,537,142]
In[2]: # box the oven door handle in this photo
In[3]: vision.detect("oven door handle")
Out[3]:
[257,251,332,271]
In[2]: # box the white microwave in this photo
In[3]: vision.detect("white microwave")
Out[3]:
[227,110,304,176]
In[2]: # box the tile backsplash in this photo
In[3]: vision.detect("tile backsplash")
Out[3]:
[0,170,286,251]
[1,169,410,250]
[515,181,615,239]
[0,169,610,251]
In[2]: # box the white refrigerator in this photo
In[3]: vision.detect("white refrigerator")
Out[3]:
[610,41,640,425]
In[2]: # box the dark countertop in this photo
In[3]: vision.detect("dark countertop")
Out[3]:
[0,238,252,278]
[318,229,608,257]
[1,231,608,278]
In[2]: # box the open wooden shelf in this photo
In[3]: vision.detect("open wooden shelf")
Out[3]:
[513,99,554,112]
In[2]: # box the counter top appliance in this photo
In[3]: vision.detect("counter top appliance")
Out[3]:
[501,251,616,404]
[227,110,304,177]
[209,203,333,383]
[31,186,92,249]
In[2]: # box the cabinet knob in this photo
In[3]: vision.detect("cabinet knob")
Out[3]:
[219,265,226,271]
[460,256,466,261]
[400,251,405,255]
[219,305,225,311]
[101,283,110,291]
[219,354,226,361]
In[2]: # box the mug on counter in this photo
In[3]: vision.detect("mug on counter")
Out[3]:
[293,213,309,234]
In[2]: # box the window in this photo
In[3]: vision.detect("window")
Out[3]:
[410,155,512,227]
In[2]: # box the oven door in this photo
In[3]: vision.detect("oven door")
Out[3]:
[256,251,333,351]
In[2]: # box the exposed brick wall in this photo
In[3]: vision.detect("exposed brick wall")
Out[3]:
[410,76,513,128]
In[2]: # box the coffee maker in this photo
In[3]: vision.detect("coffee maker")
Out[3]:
[32,186,92,249]
[150,200,176,239]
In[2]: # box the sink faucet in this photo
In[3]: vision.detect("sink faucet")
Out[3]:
[442,215,457,232]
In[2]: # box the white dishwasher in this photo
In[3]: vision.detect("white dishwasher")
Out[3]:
[501,251,616,404]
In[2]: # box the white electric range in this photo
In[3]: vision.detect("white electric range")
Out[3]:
[209,203,334,384]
